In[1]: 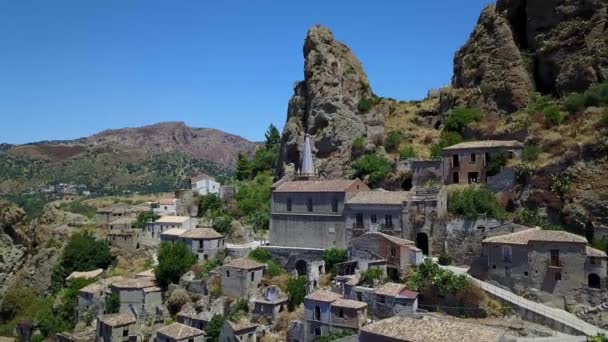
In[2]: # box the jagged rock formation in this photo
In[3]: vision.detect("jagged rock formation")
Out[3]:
[443,0,608,115]
[277,25,387,178]
[0,200,28,298]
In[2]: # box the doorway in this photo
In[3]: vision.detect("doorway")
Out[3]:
[416,233,429,255]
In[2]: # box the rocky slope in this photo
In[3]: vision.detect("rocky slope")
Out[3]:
[0,122,257,195]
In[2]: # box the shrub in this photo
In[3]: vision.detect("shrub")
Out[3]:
[212,215,233,235]
[351,153,392,187]
[166,288,190,315]
[205,315,225,341]
[318,330,355,342]
[430,131,463,159]
[286,276,307,311]
[105,292,120,314]
[323,248,348,274]
[584,81,608,107]
[249,248,273,263]
[399,145,417,160]
[438,253,453,266]
[448,186,505,220]
[522,144,541,162]
[591,239,608,254]
[526,93,556,116]
[515,162,536,184]
[357,97,374,113]
[360,268,384,286]
[198,194,222,218]
[444,107,483,132]
[266,260,286,277]
[384,131,403,152]
[543,105,564,126]
[550,171,573,199]
[154,242,197,288]
[352,136,366,150]
[236,173,272,218]
[201,253,224,277]
[487,151,508,176]
[133,212,160,228]
[563,93,586,113]
[228,298,249,321]
[407,259,470,294]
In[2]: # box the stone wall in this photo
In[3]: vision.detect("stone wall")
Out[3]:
[487,167,517,192]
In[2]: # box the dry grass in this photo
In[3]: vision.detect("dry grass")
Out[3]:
[275,305,304,332]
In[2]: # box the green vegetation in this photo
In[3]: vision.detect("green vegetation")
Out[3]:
[407,259,470,294]
[550,171,573,199]
[58,200,97,218]
[357,97,375,113]
[438,253,453,266]
[360,268,385,286]
[444,107,483,132]
[197,194,222,218]
[154,242,197,288]
[205,315,225,342]
[351,153,392,187]
[51,231,112,292]
[323,248,348,274]
[587,333,608,342]
[264,124,281,149]
[352,136,367,151]
[248,247,285,277]
[591,239,608,254]
[582,81,608,108]
[543,105,565,126]
[212,215,233,235]
[235,153,252,181]
[235,124,280,181]
[318,330,355,342]
[399,145,417,160]
[286,276,307,311]
[199,252,225,277]
[133,212,160,229]
[563,93,586,113]
[487,151,508,176]
[105,291,120,314]
[430,131,463,159]
[2,193,49,219]
[448,186,506,220]
[522,143,542,162]
[228,298,249,322]
[236,172,272,220]
[385,131,404,152]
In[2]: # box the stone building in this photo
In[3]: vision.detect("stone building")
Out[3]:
[303,289,367,342]
[156,322,205,342]
[153,198,178,216]
[349,232,422,280]
[108,217,137,230]
[96,203,137,226]
[270,178,369,249]
[77,276,124,319]
[401,187,448,256]
[252,285,288,321]
[219,321,260,342]
[106,230,139,252]
[344,191,410,240]
[441,140,523,185]
[479,228,608,296]
[221,258,265,298]
[179,227,225,262]
[160,228,188,243]
[190,174,220,196]
[177,298,227,331]
[110,277,162,318]
[96,312,137,342]
[145,216,197,239]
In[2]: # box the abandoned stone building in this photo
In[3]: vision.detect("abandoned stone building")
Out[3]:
[110,277,163,318]
[177,298,227,331]
[303,289,367,342]
[96,312,138,342]
[441,140,523,185]
[344,191,410,240]
[76,276,124,320]
[96,203,149,226]
[219,321,260,342]
[106,230,140,253]
[478,228,608,296]
[221,258,265,298]
[252,285,288,321]
[108,217,137,230]
[145,216,197,239]
[269,178,369,249]
[156,322,205,342]
[179,227,225,262]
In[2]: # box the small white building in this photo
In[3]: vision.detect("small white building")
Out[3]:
[146,216,197,239]
[180,228,226,262]
[191,174,220,196]
[153,198,178,216]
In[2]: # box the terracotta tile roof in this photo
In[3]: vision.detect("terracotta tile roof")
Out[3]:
[180,227,223,239]
[112,277,156,289]
[332,299,367,309]
[98,312,136,327]
[227,320,259,333]
[362,232,415,247]
[442,140,523,151]
[273,179,364,193]
[67,268,103,280]
[155,215,190,223]
[587,246,608,257]
[191,174,215,182]
[157,323,204,339]
[347,190,410,205]
[160,228,188,237]
[79,283,103,294]
[361,316,504,341]
[375,282,407,296]
[305,289,343,302]
[225,258,265,270]
[482,228,588,245]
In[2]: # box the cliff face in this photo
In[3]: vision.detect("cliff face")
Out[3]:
[277,25,387,179]
[446,0,608,115]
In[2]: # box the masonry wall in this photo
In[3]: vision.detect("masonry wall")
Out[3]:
[185,238,224,262]
[98,322,136,342]
[329,306,367,330]
[344,204,404,241]
[221,267,264,298]
[442,147,521,185]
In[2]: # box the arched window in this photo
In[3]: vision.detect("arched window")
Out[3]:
[588,273,601,289]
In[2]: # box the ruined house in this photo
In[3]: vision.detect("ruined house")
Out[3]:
[110,277,163,318]
[344,190,410,240]
[221,258,265,298]
[252,285,288,321]
[179,227,225,262]
[96,312,137,342]
[303,290,367,342]
[145,216,197,239]
[77,276,124,320]
[219,321,260,342]
[156,322,205,342]
[479,228,607,296]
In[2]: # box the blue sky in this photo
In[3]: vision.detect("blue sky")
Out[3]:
[0,1,491,144]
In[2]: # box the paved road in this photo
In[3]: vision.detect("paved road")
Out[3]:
[443,265,607,337]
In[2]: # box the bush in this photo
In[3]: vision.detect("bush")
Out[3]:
[236,173,272,218]
[228,298,249,322]
[438,253,453,265]
[205,315,225,341]
[248,248,273,263]
[399,145,417,160]
[266,260,286,277]
[58,201,97,218]
[487,151,508,176]
[318,330,355,342]
[584,81,608,107]
[198,194,222,218]
[430,131,463,159]
[543,105,564,126]
[563,93,586,113]
[286,276,307,311]
[448,186,505,220]
[360,268,384,286]
[154,242,197,288]
[133,212,160,228]
[166,288,190,315]
[351,153,392,187]
[212,215,233,235]
[352,136,366,150]
[407,259,470,294]
[522,144,541,162]
[105,292,120,314]
[357,97,374,113]
[444,107,483,132]
[323,248,348,274]
[550,171,573,199]
[385,131,403,152]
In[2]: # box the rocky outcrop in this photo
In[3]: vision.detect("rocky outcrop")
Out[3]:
[0,200,28,299]
[277,25,388,178]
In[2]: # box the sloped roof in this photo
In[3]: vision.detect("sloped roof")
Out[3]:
[155,215,189,223]
[374,282,417,298]
[135,269,155,278]
[305,289,343,303]
[273,179,365,193]
[99,312,136,327]
[483,228,588,245]
[160,228,187,237]
[357,232,415,247]
[442,140,523,151]
[112,277,156,289]
[157,323,204,339]
[587,246,608,257]
[97,203,131,214]
[191,174,215,182]
[361,316,503,341]
[67,268,103,280]
[254,285,287,304]
[224,258,265,270]
[332,298,367,309]
[347,190,410,205]
[227,320,259,333]
[158,198,177,205]
[108,217,137,225]
[180,227,223,239]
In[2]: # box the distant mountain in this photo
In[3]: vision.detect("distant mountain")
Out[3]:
[0,122,258,195]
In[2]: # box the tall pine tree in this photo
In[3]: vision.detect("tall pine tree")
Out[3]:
[264,124,281,149]
[235,152,252,181]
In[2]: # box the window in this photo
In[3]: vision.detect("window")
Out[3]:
[248,333,253,339]
[590,257,596,265]
[188,339,194,342]
[502,246,512,263]
[468,172,479,184]
[470,153,476,163]
[371,214,377,224]
[338,309,344,318]
[314,305,321,320]
[251,272,255,282]
[204,254,208,261]
[384,215,393,226]
[555,272,561,281]
[452,154,459,167]
[123,329,128,337]
[307,198,313,212]
[524,271,529,276]
[226,271,230,277]
[357,292,362,301]
[314,328,321,336]
[332,199,338,213]
[453,172,459,184]
[550,249,560,267]
[286,198,292,212]
[492,265,496,269]
[390,247,396,257]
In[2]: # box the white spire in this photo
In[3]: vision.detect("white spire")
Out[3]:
[300,134,315,176]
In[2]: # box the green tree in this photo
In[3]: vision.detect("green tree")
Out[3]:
[236,173,272,217]
[351,153,392,187]
[235,153,252,181]
[250,145,279,177]
[205,315,225,342]
[444,107,483,132]
[448,186,505,220]
[264,124,281,149]
[487,151,508,176]
[133,212,160,228]
[384,131,403,152]
[105,292,120,314]
[399,145,417,160]
[154,242,197,288]
[212,215,233,235]
[286,276,307,311]
[198,194,222,218]
[323,248,348,274]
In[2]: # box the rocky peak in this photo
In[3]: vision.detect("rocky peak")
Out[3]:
[277,25,385,179]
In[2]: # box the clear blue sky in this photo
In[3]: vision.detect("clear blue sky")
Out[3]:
[0,1,491,144]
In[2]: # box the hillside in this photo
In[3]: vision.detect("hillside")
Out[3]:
[0,122,258,197]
